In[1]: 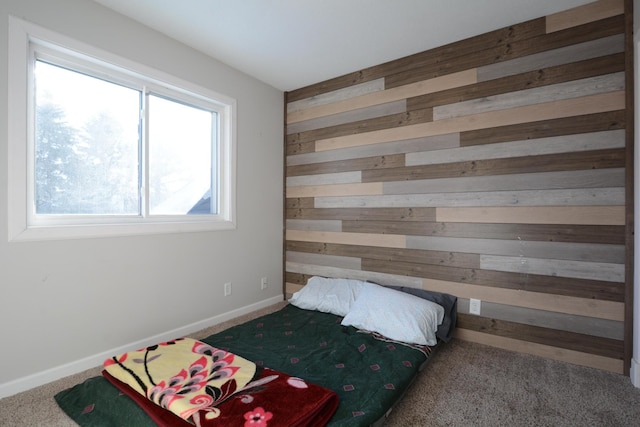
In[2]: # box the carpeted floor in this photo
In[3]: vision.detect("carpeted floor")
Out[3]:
[1,303,639,426]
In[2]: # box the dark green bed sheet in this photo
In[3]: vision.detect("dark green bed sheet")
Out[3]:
[56,304,433,426]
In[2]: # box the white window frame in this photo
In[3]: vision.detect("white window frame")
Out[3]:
[8,16,237,242]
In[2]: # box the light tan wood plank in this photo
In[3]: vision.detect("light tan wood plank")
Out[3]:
[480,255,625,283]
[434,73,624,120]
[286,229,407,248]
[288,133,460,167]
[436,206,625,225]
[546,0,624,33]
[455,329,623,374]
[315,91,625,152]
[288,69,477,124]
[286,182,383,198]
[420,278,624,321]
[285,282,304,295]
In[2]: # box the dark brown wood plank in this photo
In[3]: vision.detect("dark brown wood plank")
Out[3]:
[287,154,405,177]
[343,221,625,245]
[286,18,546,102]
[361,259,625,302]
[362,149,625,182]
[286,198,315,209]
[286,241,480,269]
[457,313,623,359]
[386,16,624,88]
[407,54,625,112]
[460,110,625,147]
[285,271,310,287]
[286,207,436,221]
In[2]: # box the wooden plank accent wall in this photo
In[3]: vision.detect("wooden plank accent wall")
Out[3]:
[283,0,633,375]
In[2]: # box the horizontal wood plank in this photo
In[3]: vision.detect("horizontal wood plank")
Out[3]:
[286,207,437,222]
[383,169,624,195]
[459,110,625,146]
[287,78,385,113]
[288,235,624,264]
[436,206,625,225]
[288,69,476,124]
[350,221,626,244]
[406,235,624,263]
[546,0,624,33]
[287,100,406,135]
[316,92,625,152]
[457,299,624,340]
[285,262,423,288]
[286,229,406,248]
[287,154,405,177]
[420,278,625,321]
[455,329,623,373]
[480,255,624,283]
[286,240,481,269]
[457,313,623,359]
[476,35,624,83]
[287,171,361,187]
[315,188,625,209]
[433,72,624,121]
[362,258,624,301]
[386,16,623,88]
[286,182,383,198]
[286,251,361,270]
[287,18,546,101]
[365,148,625,182]
[285,219,342,232]
[288,133,459,167]
[407,129,624,167]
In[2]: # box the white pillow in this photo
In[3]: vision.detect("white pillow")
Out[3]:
[289,276,367,316]
[341,283,445,346]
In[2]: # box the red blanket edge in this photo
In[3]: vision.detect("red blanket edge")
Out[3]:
[102,369,340,427]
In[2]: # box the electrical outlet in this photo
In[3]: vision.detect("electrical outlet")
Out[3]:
[224,282,232,296]
[469,298,481,315]
[260,277,268,290]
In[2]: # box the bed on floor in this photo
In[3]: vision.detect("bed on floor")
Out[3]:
[55,277,457,426]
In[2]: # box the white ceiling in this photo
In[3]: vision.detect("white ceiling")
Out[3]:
[92,0,596,92]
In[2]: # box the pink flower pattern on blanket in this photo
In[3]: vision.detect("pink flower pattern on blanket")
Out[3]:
[102,336,339,426]
[103,338,257,422]
[243,407,273,426]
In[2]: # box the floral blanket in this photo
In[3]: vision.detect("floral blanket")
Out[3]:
[102,337,339,427]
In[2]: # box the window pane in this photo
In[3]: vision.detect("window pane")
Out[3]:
[148,95,216,215]
[34,61,140,215]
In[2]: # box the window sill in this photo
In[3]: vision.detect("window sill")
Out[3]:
[8,219,237,242]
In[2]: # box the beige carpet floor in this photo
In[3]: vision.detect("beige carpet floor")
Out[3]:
[1,303,639,426]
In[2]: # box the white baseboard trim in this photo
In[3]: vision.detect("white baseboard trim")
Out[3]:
[0,295,284,399]
[632,358,640,388]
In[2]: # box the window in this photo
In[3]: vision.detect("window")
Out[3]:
[8,17,236,241]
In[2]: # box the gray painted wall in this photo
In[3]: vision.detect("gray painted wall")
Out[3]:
[0,0,284,395]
